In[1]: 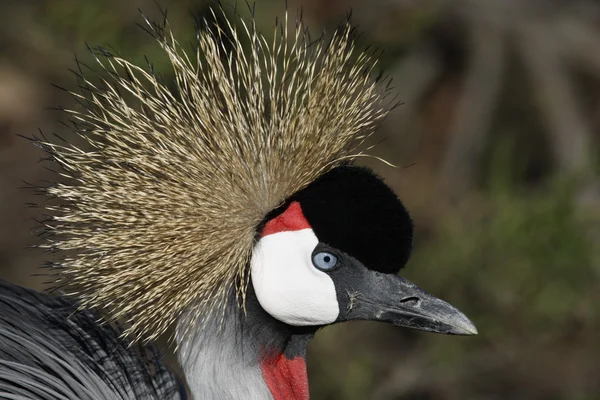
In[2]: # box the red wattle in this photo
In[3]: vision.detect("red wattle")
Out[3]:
[260,352,309,400]
[261,201,311,237]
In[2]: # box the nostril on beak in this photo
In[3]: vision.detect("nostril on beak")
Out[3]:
[399,296,421,307]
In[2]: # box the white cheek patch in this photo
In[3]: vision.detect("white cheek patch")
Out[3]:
[250,229,340,326]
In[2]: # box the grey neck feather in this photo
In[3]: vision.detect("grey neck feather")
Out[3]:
[175,289,315,400]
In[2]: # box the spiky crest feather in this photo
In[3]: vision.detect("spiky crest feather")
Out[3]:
[37,5,394,343]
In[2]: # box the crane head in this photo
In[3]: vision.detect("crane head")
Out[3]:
[250,166,477,335]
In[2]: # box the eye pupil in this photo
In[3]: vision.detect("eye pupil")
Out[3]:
[312,251,338,271]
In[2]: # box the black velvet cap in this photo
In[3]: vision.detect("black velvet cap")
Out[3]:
[283,165,414,274]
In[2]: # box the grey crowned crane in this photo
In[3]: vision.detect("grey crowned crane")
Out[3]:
[0,5,477,400]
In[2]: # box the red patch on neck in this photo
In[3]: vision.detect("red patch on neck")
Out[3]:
[261,352,309,400]
[261,201,311,237]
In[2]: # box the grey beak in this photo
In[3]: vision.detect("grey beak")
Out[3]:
[339,272,477,335]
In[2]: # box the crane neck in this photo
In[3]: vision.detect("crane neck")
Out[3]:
[176,289,316,400]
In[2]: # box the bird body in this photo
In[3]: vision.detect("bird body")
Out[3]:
[0,280,185,400]
[1,4,477,399]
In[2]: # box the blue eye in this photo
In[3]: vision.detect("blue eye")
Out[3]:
[312,252,338,271]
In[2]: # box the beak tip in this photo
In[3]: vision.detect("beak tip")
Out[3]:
[451,315,478,336]
[460,325,478,336]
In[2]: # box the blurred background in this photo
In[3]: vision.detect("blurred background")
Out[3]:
[1,0,599,399]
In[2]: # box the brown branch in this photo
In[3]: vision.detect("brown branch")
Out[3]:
[379,45,443,161]
[518,22,594,176]
[439,22,506,195]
